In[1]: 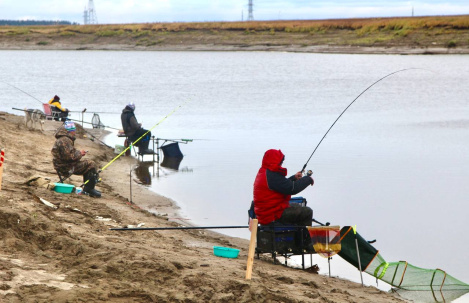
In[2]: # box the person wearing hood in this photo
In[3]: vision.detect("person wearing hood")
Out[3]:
[253,149,314,226]
[48,95,69,122]
[51,121,101,198]
[120,102,153,155]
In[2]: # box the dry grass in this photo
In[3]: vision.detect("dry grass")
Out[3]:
[0,15,468,50]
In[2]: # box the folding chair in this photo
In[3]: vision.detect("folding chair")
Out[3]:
[55,168,72,184]
[42,103,61,121]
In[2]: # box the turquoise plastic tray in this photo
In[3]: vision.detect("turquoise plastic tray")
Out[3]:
[213,246,240,259]
[54,183,75,194]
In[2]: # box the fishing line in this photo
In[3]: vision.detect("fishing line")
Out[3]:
[1,81,44,104]
[80,128,113,148]
[301,68,423,173]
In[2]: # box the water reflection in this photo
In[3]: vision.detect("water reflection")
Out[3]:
[161,157,183,170]
[133,142,192,184]
[134,162,153,185]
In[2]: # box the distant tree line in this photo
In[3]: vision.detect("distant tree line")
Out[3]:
[0,20,79,26]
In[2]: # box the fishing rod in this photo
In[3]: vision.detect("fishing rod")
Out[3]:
[111,226,249,231]
[1,81,43,104]
[68,110,121,114]
[301,68,420,173]
[66,117,120,131]
[80,128,113,148]
[111,220,329,231]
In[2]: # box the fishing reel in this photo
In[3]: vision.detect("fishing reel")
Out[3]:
[305,170,313,177]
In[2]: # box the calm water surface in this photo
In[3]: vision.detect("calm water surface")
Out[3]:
[1,50,468,301]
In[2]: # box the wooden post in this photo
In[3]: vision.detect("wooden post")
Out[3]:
[0,149,4,191]
[245,218,258,280]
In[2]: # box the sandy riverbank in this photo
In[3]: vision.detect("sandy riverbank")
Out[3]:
[0,112,406,302]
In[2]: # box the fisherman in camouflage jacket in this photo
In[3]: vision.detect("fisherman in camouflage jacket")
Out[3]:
[51,121,101,197]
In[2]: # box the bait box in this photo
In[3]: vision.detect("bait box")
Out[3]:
[54,183,75,194]
[213,246,240,258]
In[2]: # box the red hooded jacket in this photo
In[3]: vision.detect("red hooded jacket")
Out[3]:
[253,149,313,225]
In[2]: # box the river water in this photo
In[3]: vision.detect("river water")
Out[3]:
[1,50,468,301]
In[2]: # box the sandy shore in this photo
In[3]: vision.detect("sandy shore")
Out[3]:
[0,111,406,302]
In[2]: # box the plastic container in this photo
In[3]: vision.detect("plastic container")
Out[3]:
[114,144,125,154]
[54,183,75,194]
[75,187,83,195]
[213,246,240,259]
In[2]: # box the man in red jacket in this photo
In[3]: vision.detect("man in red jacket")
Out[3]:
[253,149,314,226]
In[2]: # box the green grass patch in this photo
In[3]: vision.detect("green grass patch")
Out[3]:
[136,38,164,46]
[37,41,49,45]
[6,28,30,35]
[447,40,457,48]
[394,28,412,37]
[60,31,76,37]
[95,30,125,37]
[132,30,150,38]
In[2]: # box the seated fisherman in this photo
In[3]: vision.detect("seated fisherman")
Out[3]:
[51,121,101,198]
[48,95,69,122]
[253,149,314,226]
[120,102,153,155]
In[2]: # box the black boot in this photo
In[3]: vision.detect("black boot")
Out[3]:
[83,170,101,198]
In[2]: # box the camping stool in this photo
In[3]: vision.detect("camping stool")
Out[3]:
[56,170,72,184]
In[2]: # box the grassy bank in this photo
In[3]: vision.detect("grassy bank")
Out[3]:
[1,15,468,53]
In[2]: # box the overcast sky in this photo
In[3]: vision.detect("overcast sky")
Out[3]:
[1,0,468,24]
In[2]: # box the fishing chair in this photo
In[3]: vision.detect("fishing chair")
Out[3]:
[248,197,317,270]
[42,103,61,121]
[55,169,72,184]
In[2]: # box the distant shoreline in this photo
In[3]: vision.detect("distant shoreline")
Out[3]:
[1,15,468,55]
[0,43,467,55]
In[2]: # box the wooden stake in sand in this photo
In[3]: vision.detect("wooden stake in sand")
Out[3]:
[0,149,4,191]
[245,218,258,280]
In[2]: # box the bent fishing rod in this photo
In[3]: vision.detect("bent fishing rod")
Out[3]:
[301,68,421,173]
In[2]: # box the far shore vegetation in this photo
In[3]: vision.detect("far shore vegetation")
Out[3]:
[1,15,468,50]
[0,20,78,26]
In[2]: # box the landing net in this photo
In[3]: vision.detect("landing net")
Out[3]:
[338,226,469,302]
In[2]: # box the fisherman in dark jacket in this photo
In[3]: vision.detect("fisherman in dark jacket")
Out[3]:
[51,121,101,198]
[120,102,153,154]
[253,149,314,226]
